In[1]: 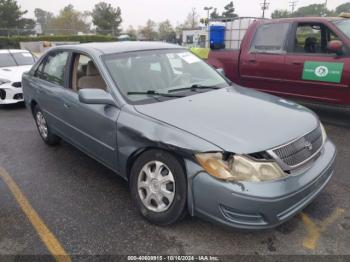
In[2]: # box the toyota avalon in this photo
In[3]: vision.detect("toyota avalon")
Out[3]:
[22,42,336,229]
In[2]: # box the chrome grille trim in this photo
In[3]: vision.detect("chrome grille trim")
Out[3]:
[267,125,324,171]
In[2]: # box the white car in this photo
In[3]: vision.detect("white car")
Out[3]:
[0,49,36,105]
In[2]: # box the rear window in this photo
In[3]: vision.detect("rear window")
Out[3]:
[250,23,290,53]
[0,52,35,67]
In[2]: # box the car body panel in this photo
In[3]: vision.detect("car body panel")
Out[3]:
[191,140,336,229]
[0,65,32,104]
[135,85,319,154]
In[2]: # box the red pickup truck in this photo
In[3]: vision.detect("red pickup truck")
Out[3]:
[207,17,350,106]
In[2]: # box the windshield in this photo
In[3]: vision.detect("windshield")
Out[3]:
[103,49,229,103]
[334,19,350,39]
[0,52,35,67]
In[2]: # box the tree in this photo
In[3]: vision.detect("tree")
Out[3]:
[47,5,90,35]
[158,20,176,42]
[210,8,221,19]
[271,9,290,19]
[336,2,350,14]
[183,8,200,29]
[92,2,122,36]
[139,19,158,41]
[126,25,137,40]
[293,4,334,17]
[34,8,54,34]
[0,0,35,35]
[222,1,238,19]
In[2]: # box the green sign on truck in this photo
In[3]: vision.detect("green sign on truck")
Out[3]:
[302,61,344,84]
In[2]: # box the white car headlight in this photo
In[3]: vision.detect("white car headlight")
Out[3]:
[195,153,286,182]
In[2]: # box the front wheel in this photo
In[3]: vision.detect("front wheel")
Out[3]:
[34,105,60,146]
[130,150,187,225]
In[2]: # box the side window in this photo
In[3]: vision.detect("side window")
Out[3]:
[294,24,321,53]
[251,23,290,53]
[293,23,341,54]
[72,54,107,91]
[186,35,194,44]
[36,52,69,86]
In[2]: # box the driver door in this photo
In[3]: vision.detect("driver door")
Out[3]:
[284,22,350,104]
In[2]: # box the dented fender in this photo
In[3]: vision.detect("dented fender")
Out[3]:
[116,104,222,179]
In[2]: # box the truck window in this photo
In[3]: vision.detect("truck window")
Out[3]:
[293,23,340,54]
[250,23,290,53]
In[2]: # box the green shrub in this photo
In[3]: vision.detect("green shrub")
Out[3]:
[0,35,117,49]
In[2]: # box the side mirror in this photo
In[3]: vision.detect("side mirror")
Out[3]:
[78,89,116,106]
[327,40,344,56]
[216,68,226,76]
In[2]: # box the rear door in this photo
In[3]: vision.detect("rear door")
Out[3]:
[239,22,291,92]
[284,21,350,104]
[33,51,70,134]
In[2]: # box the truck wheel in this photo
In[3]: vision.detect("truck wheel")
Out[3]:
[34,105,60,146]
[130,150,187,225]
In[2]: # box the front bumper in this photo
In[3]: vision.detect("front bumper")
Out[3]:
[0,84,24,105]
[189,140,336,229]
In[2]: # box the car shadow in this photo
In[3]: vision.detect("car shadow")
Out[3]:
[0,102,26,111]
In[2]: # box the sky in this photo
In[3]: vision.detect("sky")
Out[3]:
[17,0,348,30]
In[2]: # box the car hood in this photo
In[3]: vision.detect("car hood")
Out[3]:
[0,65,33,82]
[134,86,319,154]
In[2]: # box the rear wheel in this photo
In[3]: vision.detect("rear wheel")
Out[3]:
[130,150,187,225]
[34,105,60,146]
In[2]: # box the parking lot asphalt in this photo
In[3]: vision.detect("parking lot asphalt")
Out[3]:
[0,103,349,259]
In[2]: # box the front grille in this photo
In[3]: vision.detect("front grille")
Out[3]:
[12,82,22,88]
[272,126,323,168]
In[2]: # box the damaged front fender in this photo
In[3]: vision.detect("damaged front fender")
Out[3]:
[116,105,223,179]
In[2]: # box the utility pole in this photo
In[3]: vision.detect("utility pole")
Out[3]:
[289,0,298,14]
[204,6,213,21]
[260,0,270,18]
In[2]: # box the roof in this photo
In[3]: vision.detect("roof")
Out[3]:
[260,17,345,24]
[54,41,184,55]
[0,49,30,54]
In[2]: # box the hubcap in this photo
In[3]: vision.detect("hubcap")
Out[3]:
[137,161,175,213]
[36,111,48,139]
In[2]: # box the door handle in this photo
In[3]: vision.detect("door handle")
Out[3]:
[291,61,303,66]
[63,103,70,109]
[248,59,257,64]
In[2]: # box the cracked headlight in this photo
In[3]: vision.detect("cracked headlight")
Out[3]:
[195,153,286,182]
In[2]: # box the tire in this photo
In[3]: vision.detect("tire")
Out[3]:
[34,105,61,146]
[130,150,187,225]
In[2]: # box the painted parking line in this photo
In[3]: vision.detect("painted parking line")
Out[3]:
[0,167,71,262]
[300,207,345,250]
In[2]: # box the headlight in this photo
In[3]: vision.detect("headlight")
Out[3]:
[0,78,10,85]
[320,123,327,144]
[195,153,286,182]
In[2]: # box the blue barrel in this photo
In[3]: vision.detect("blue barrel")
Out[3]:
[210,25,225,49]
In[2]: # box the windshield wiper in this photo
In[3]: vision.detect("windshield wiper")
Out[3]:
[168,84,222,93]
[127,90,185,98]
